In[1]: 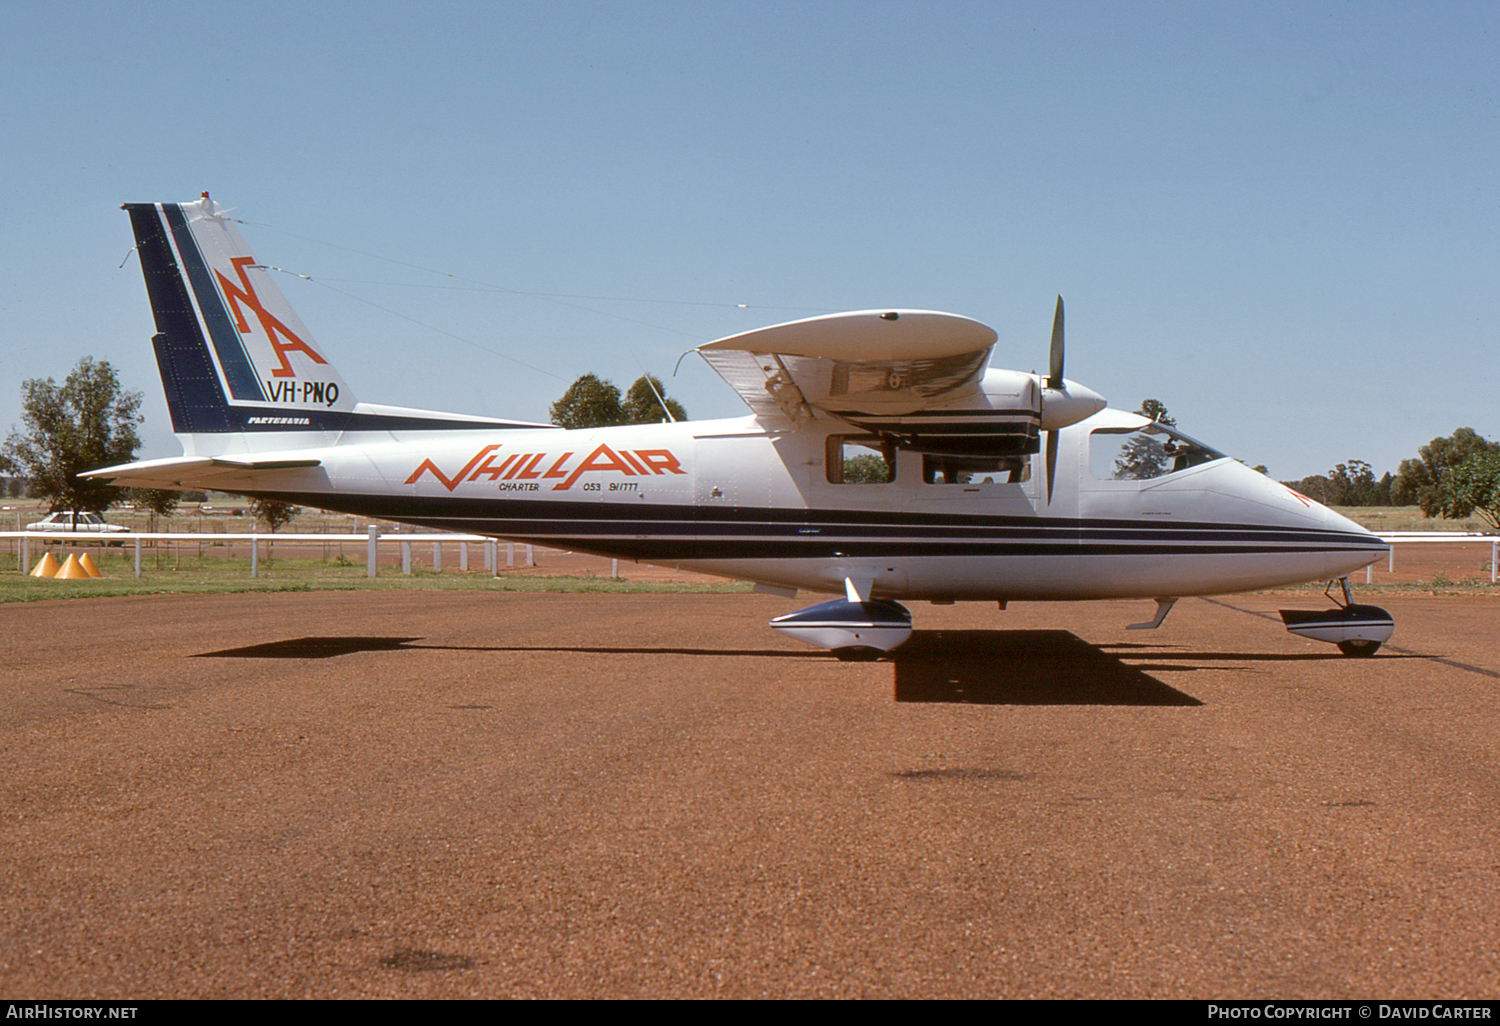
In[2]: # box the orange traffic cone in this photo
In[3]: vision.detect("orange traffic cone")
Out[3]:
[78,552,103,578]
[55,554,90,579]
[30,552,61,577]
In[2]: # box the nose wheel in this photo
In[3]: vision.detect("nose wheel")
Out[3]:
[1279,578,1394,657]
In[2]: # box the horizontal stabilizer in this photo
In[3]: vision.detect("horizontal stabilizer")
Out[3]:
[81,454,322,492]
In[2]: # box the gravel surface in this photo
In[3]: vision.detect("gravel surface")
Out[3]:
[3,589,1498,998]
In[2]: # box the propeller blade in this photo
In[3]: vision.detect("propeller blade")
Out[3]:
[1045,295,1065,502]
[1048,295,1065,389]
[1045,426,1059,504]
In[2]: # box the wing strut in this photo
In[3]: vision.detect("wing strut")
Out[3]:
[845,577,874,603]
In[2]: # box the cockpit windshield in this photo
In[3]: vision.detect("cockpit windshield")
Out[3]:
[1089,422,1226,481]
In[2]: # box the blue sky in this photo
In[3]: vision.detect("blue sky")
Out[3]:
[2,0,1495,480]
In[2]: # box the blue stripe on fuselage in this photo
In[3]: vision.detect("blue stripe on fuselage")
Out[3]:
[221,490,1387,562]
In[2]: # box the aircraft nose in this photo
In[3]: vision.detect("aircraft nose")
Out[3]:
[1315,501,1390,568]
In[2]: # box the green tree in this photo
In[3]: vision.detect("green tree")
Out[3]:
[250,498,299,533]
[1394,428,1500,513]
[0,357,142,513]
[1429,452,1500,530]
[1327,460,1378,506]
[1282,465,1395,507]
[621,375,688,425]
[1136,398,1176,426]
[841,454,894,483]
[551,373,688,429]
[1375,471,1395,506]
[130,488,181,523]
[550,374,623,429]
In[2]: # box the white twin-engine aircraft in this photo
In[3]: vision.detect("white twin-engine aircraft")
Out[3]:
[91,194,1394,660]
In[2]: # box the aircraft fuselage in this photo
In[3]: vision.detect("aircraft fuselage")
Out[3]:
[213,407,1384,604]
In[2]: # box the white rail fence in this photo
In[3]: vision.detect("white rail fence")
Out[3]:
[1367,532,1499,583]
[2,529,1492,584]
[0,529,614,580]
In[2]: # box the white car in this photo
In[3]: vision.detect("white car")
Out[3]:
[25,511,130,533]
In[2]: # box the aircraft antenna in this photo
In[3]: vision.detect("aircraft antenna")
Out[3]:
[631,354,677,423]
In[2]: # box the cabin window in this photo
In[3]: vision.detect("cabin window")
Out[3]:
[826,435,896,484]
[1089,424,1225,481]
[922,454,1029,485]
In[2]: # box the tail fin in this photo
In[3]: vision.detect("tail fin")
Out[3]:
[123,193,356,436]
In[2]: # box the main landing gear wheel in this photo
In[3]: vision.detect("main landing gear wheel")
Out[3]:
[1337,639,1382,658]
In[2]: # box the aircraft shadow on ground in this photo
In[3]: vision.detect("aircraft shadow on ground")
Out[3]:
[195,636,803,660]
[892,630,1201,706]
[196,637,426,659]
[194,631,1315,708]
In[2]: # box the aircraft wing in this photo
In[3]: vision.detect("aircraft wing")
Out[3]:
[698,310,997,423]
[81,454,322,492]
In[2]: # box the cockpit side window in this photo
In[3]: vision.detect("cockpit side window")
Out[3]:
[1089,424,1225,481]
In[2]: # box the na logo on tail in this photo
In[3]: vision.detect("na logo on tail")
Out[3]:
[216,255,329,379]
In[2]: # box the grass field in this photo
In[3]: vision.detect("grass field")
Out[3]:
[1336,506,1495,533]
[0,550,750,602]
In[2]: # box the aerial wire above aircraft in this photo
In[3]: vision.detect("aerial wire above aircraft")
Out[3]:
[89,193,1394,661]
